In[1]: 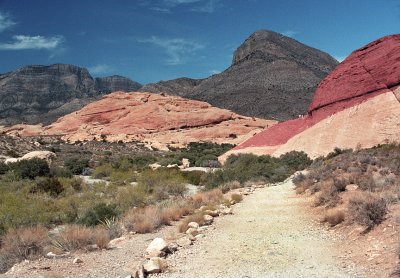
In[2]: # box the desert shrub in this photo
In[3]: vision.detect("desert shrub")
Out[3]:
[348,192,387,229]
[314,180,341,207]
[279,151,312,171]
[0,162,9,175]
[191,189,223,208]
[1,226,49,260]
[123,206,163,233]
[130,154,157,171]
[6,150,19,158]
[194,154,220,167]
[231,193,243,203]
[158,157,181,167]
[325,147,353,160]
[31,177,64,196]
[51,225,94,252]
[219,180,241,193]
[64,157,89,175]
[116,186,148,211]
[9,158,50,179]
[50,166,73,178]
[99,217,123,240]
[92,164,113,179]
[182,170,206,185]
[78,203,120,227]
[322,209,345,226]
[110,170,137,186]
[137,169,187,199]
[93,227,110,249]
[178,212,206,233]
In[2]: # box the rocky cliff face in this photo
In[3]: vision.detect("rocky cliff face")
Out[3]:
[1,92,276,150]
[140,30,338,121]
[220,34,400,162]
[0,64,141,125]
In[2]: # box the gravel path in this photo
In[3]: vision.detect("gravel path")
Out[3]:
[156,180,376,278]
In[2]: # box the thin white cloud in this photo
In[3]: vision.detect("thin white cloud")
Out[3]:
[139,36,205,65]
[164,0,202,6]
[0,35,64,50]
[88,64,113,75]
[190,0,220,13]
[282,30,298,38]
[0,11,16,32]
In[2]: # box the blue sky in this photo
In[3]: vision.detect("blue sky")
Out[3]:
[0,0,398,84]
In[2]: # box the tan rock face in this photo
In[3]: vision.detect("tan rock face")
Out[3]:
[1,92,276,149]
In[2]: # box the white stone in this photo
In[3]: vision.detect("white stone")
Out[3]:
[143,257,166,274]
[146,238,168,254]
[203,214,213,225]
[188,222,199,229]
[176,237,192,247]
[186,227,199,236]
[73,257,83,264]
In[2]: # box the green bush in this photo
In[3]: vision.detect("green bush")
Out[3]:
[64,157,89,175]
[279,151,312,171]
[9,158,50,179]
[31,177,64,196]
[78,203,120,227]
[182,170,206,185]
[137,169,187,199]
[0,162,9,175]
[194,154,220,167]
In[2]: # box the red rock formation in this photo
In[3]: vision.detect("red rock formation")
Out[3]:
[1,92,276,150]
[221,34,400,161]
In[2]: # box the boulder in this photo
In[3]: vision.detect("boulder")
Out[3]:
[187,222,199,229]
[186,228,199,237]
[73,257,83,264]
[176,237,192,247]
[203,214,214,225]
[146,238,168,254]
[143,257,167,274]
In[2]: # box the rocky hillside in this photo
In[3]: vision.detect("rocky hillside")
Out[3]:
[140,30,338,121]
[0,64,141,125]
[221,34,400,161]
[1,92,276,150]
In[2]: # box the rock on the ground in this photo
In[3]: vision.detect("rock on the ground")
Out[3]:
[176,237,192,247]
[143,257,167,274]
[146,238,168,254]
[186,228,199,237]
[188,222,199,229]
[73,257,83,264]
[203,214,214,225]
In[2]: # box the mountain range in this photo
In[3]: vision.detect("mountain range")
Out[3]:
[140,30,338,121]
[0,30,338,126]
[0,64,141,125]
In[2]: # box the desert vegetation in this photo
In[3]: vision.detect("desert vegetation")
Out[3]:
[294,145,400,230]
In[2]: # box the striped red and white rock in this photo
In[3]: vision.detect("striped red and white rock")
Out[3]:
[1,92,276,150]
[220,34,400,161]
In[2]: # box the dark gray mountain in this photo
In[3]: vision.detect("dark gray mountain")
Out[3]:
[140,30,338,121]
[0,64,141,125]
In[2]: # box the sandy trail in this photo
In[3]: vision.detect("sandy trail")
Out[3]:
[157,180,375,278]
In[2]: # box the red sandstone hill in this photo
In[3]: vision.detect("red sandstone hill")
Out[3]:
[0,92,276,150]
[221,34,400,161]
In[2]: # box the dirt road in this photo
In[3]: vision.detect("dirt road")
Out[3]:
[158,180,376,278]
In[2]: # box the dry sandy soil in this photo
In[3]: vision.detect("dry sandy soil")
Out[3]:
[2,180,385,278]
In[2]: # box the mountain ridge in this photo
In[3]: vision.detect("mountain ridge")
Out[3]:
[140,29,338,121]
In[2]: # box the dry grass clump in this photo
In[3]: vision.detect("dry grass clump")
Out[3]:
[191,189,223,208]
[348,191,387,229]
[123,206,163,234]
[230,193,243,203]
[178,212,206,233]
[321,209,345,226]
[0,226,49,260]
[51,225,111,251]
